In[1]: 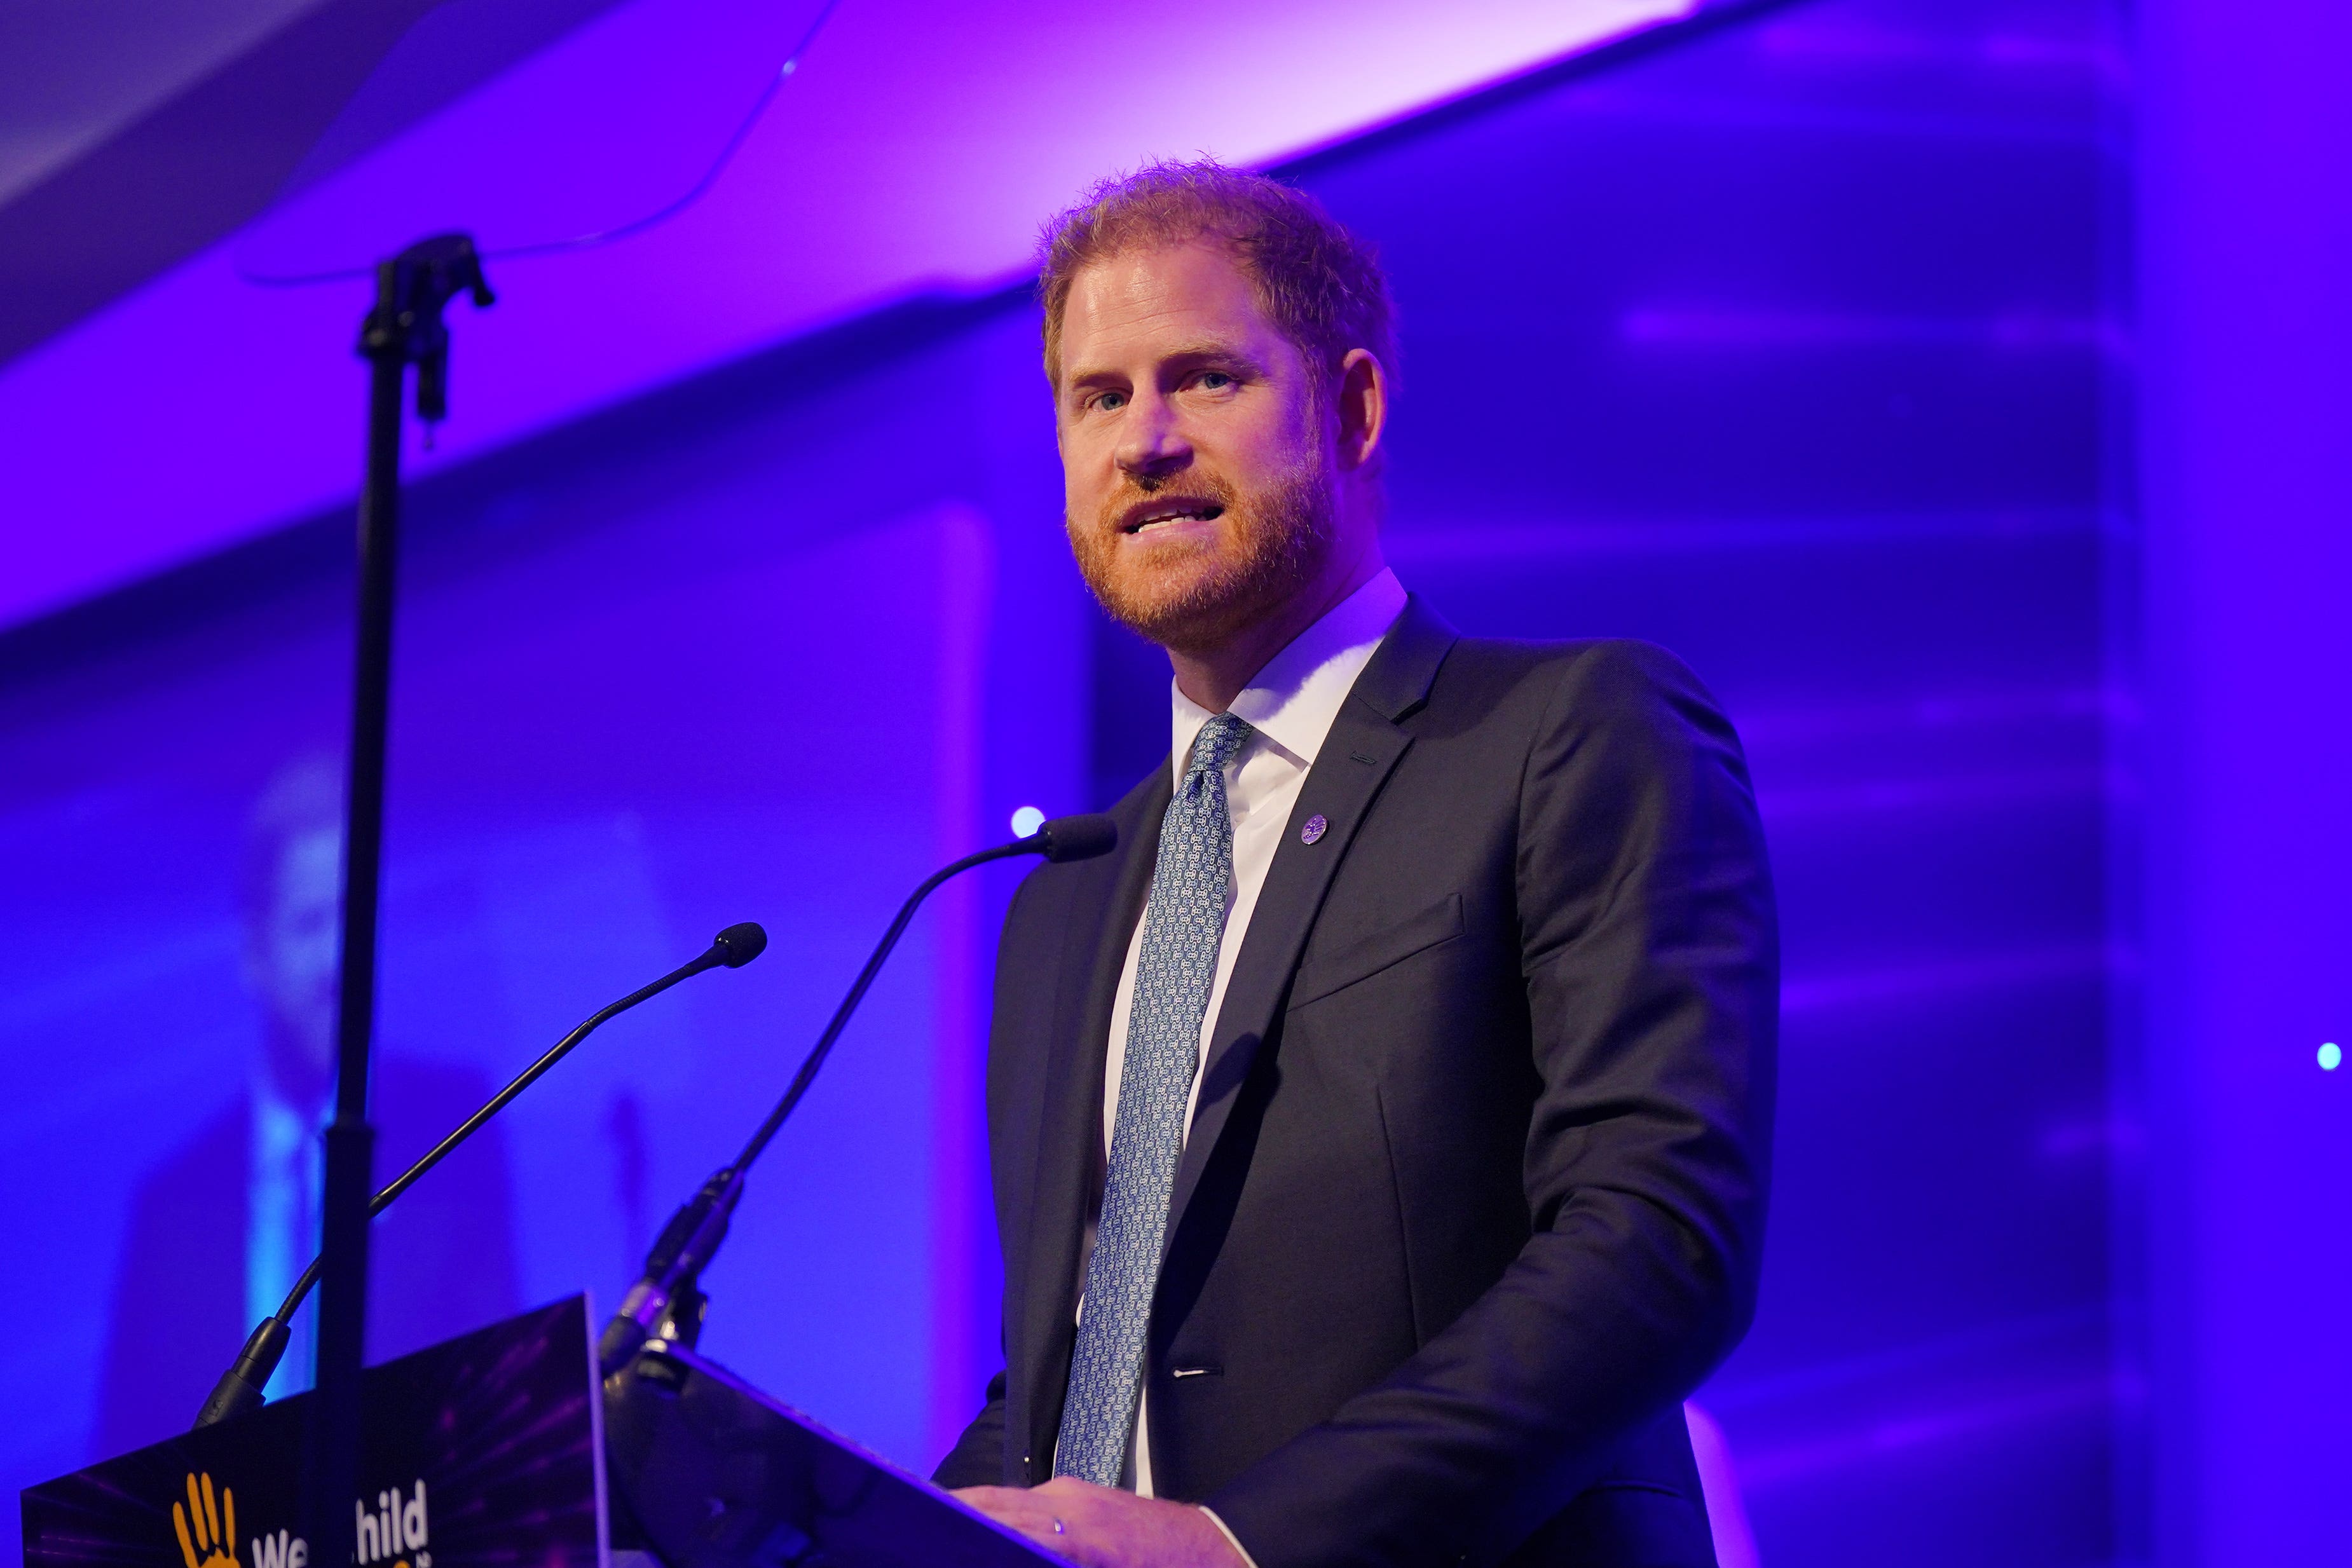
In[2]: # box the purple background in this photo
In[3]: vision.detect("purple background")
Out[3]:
[5,0,2348,1565]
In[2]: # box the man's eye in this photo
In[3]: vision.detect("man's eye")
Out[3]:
[1197,372,1234,390]
[1095,391,1127,411]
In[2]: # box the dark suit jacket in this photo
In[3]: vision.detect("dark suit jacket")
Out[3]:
[934,601,1777,1567]
[94,1056,522,1459]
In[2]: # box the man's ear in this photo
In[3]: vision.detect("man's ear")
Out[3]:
[1334,348,1388,472]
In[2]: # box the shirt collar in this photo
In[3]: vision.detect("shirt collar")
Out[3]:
[254,1091,311,1168]
[253,1070,331,1156]
[1170,568,1409,780]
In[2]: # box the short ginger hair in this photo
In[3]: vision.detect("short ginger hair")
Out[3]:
[1037,159,1399,399]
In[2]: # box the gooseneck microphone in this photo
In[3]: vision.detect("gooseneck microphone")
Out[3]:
[596,814,1118,1375]
[192,921,769,1429]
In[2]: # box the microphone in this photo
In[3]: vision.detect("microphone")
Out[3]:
[1033,812,1116,863]
[193,921,769,1429]
[597,814,1118,1375]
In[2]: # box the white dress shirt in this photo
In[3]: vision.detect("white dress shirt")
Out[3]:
[248,1081,326,1398]
[1084,566,1408,1513]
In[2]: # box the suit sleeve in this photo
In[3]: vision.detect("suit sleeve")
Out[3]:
[931,861,1056,1493]
[931,1367,1010,1489]
[1206,640,1779,1567]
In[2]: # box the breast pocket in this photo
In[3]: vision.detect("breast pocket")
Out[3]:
[1289,892,1465,1011]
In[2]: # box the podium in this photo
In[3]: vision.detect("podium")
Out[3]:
[22,1299,1058,1568]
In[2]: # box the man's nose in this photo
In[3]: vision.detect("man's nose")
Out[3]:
[1115,390,1191,481]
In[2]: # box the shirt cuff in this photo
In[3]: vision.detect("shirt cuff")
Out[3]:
[1196,1506,1261,1568]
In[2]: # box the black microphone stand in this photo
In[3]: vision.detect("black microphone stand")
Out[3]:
[195,922,766,1428]
[596,813,1117,1376]
[313,234,493,1568]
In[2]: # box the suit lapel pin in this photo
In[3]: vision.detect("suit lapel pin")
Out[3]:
[1301,814,1329,845]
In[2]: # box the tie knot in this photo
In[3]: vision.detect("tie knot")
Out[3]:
[1186,712,1253,782]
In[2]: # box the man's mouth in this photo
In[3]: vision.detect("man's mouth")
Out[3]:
[1119,498,1226,536]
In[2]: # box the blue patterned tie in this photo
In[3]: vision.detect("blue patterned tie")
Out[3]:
[1055,711,1254,1487]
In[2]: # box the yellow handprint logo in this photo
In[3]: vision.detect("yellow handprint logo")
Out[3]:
[172,1472,237,1568]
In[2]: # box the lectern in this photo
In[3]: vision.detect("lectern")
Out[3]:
[22,1299,1056,1568]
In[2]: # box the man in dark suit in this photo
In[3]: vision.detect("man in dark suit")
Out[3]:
[940,162,1775,1567]
[95,760,519,1457]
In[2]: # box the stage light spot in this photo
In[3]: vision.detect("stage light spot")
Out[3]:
[1010,806,1046,838]
[2321,1042,2342,1072]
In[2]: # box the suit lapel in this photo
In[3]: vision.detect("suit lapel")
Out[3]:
[1161,597,1459,1263]
[1017,766,1167,1471]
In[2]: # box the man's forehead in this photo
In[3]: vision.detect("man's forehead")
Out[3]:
[1062,242,1278,356]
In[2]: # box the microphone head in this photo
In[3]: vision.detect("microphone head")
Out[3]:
[713,922,769,967]
[1037,814,1118,864]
